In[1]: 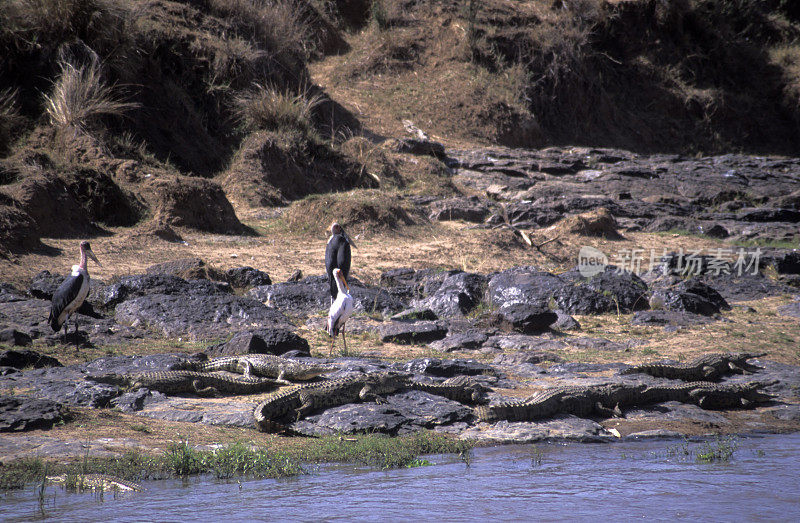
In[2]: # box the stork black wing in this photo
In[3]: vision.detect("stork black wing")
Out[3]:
[48,273,83,331]
[325,235,352,299]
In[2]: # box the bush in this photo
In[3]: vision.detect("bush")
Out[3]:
[42,60,136,130]
[234,83,323,137]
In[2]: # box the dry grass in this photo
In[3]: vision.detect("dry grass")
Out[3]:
[234,83,324,137]
[770,43,800,111]
[0,87,22,153]
[43,60,137,130]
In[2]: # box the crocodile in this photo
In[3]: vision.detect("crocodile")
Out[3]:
[46,474,144,492]
[474,379,775,423]
[176,354,336,382]
[253,373,407,432]
[620,352,765,381]
[89,370,279,397]
[295,372,409,419]
[410,375,490,405]
[640,380,777,410]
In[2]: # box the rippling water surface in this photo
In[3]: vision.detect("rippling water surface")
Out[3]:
[4,433,800,522]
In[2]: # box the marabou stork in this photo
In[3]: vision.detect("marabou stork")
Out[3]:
[49,240,101,345]
[325,222,356,302]
[326,268,354,355]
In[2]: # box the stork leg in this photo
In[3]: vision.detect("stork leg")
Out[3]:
[341,327,348,357]
[329,333,336,356]
[73,316,80,350]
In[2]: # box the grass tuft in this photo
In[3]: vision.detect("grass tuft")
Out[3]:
[42,60,137,130]
[234,83,323,138]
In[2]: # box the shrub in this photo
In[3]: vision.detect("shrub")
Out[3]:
[234,83,323,137]
[42,59,137,130]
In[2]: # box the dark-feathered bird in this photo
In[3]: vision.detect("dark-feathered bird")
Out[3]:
[325,222,356,302]
[49,241,101,344]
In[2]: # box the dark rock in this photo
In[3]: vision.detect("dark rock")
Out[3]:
[287,270,303,282]
[493,351,563,365]
[208,328,310,356]
[292,403,409,436]
[401,357,495,377]
[0,367,18,375]
[552,310,581,331]
[379,321,448,344]
[487,267,564,308]
[557,266,649,314]
[429,330,489,352]
[110,388,167,413]
[415,272,487,318]
[225,267,272,288]
[428,196,490,223]
[0,349,61,368]
[0,329,32,347]
[390,308,438,321]
[650,278,730,315]
[0,395,69,432]
[101,274,231,308]
[701,224,729,238]
[774,252,800,275]
[777,302,800,319]
[736,208,800,223]
[114,294,290,340]
[383,390,472,428]
[492,302,558,334]
[0,283,27,303]
[249,275,407,317]
[631,310,717,327]
[392,138,446,158]
[59,381,120,408]
[380,268,416,287]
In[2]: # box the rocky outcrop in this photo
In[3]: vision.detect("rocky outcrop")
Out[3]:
[0,396,69,432]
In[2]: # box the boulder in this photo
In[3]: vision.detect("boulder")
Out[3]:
[0,329,33,347]
[650,279,730,316]
[487,267,564,308]
[225,267,272,288]
[0,349,61,368]
[379,321,448,344]
[0,395,69,432]
[101,274,231,308]
[401,357,495,377]
[777,302,800,319]
[291,402,409,436]
[556,266,649,314]
[492,302,558,334]
[390,308,438,321]
[207,328,310,356]
[415,272,487,318]
[552,310,581,331]
[114,294,290,340]
[428,330,489,352]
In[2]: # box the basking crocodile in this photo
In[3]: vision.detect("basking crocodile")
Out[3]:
[477,380,775,423]
[89,370,279,397]
[176,354,336,382]
[47,474,144,492]
[620,352,765,381]
[253,373,406,432]
[410,375,490,405]
[254,372,490,431]
[640,380,776,410]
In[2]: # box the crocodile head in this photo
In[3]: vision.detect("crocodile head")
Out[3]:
[282,362,337,381]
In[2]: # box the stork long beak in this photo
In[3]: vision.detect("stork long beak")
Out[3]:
[87,248,102,267]
[342,229,357,249]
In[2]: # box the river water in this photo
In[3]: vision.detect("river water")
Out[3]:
[4,433,800,522]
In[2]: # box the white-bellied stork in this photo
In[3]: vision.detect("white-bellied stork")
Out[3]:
[325,221,356,302]
[48,240,101,344]
[327,268,354,355]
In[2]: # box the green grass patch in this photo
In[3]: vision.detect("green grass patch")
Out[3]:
[291,431,474,470]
